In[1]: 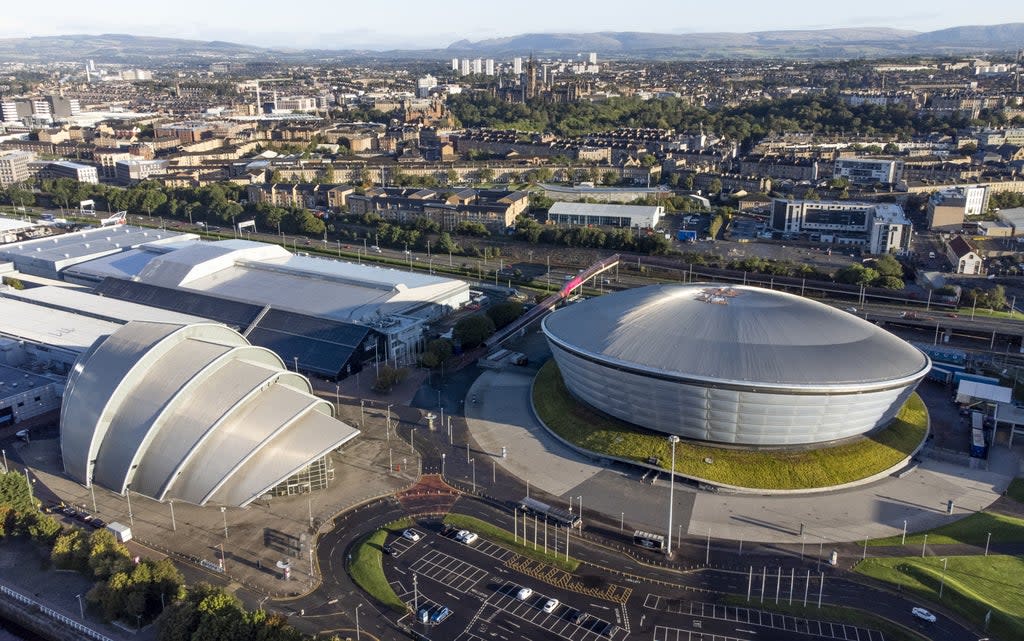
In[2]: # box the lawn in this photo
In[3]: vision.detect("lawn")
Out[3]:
[856,555,1024,641]
[868,511,1024,547]
[532,360,927,490]
[443,513,580,572]
[721,596,931,641]
[348,519,413,614]
[1007,477,1024,503]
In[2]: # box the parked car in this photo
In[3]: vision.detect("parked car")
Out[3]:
[456,530,478,544]
[911,607,936,623]
[516,587,533,601]
[382,544,394,555]
[542,598,560,613]
[430,606,452,623]
[402,529,421,542]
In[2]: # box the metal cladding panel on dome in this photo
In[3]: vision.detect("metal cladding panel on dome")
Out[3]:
[91,338,235,492]
[130,357,289,499]
[208,410,359,507]
[549,343,916,446]
[60,321,241,485]
[166,384,323,505]
[542,283,929,389]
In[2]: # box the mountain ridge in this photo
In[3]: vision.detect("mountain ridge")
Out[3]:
[0,24,1021,63]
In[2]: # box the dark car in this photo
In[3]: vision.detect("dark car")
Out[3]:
[382,544,394,556]
[89,518,106,529]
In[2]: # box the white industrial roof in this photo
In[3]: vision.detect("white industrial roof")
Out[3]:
[0,226,195,264]
[0,286,206,325]
[122,239,468,323]
[0,297,121,352]
[549,201,663,218]
[0,217,37,233]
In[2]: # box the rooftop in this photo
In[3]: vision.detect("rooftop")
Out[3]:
[543,283,929,390]
[0,363,55,394]
[0,226,195,265]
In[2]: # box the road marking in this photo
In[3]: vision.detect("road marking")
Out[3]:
[736,629,757,634]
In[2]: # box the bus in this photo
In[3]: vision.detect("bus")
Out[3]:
[633,530,666,550]
[519,497,581,528]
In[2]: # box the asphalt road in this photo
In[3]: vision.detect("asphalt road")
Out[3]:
[282,492,976,641]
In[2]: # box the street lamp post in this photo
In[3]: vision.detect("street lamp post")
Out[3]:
[666,435,680,556]
[576,495,583,530]
[221,506,228,539]
[125,484,133,527]
[939,557,948,598]
[902,519,907,545]
[470,458,476,493]
[1,449,6,472]
[441,453,446,477]
[76,594,84,620]
[360,400,365,427]
[169,500,176,532]
[355,603,362,641]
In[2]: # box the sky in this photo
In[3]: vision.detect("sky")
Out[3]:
[4,0,1022,50]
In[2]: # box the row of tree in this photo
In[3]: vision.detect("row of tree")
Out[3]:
[513,215,672,254]
[446,92,978,146]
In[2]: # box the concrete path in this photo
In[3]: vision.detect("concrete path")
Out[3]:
[464,362,1021,544]
[466,368,605,497]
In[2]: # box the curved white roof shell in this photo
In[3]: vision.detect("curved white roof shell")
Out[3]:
[60,321,359,507]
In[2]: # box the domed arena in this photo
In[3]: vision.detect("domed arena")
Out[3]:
[541,283,930,447]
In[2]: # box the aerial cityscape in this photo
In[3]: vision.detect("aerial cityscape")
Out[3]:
[0,5,1023,641]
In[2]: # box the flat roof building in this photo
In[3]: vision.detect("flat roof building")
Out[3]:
[548,201,664,229]
[0,226,196,280]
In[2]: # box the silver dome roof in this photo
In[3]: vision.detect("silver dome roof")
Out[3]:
[542,283,929,389]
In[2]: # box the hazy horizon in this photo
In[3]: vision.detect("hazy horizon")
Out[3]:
[3,0,1021,51]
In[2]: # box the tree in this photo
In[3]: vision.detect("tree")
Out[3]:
[478,167,495,184]
[486,301,524,330]
[873,254,904,279]
[708,178,723,195]
[373,366,409,392]
[453,314,495,349]
[419,339,454,369]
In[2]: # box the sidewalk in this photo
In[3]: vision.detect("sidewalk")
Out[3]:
[462,362,1019,545]
[13,396,426,600]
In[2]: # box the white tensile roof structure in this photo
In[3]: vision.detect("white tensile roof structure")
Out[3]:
[60,321,359,507]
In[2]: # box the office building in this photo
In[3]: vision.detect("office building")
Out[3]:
[485,59,495,76]
[770,199,913,254]
[833,158,903,185]
[0,150,35,187]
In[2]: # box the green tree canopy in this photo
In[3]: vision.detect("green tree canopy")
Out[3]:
[454,314,496,349]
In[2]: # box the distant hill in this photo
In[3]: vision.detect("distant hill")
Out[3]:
[0,24,1021,64]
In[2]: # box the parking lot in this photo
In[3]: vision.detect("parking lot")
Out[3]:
[643,595,884,641]
[384,519,627,640]
[409,549,489,593]
[483,581,622,640]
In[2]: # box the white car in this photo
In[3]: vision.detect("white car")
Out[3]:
[456,530,479,544]
[542,598,560,613]
[911,607,936,623]
[402,529,421,542]
[516,587,533,601]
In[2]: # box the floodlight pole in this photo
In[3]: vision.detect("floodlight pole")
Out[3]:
[666,435,679,556]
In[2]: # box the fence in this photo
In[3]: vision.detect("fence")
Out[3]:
[0,583,115,641]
